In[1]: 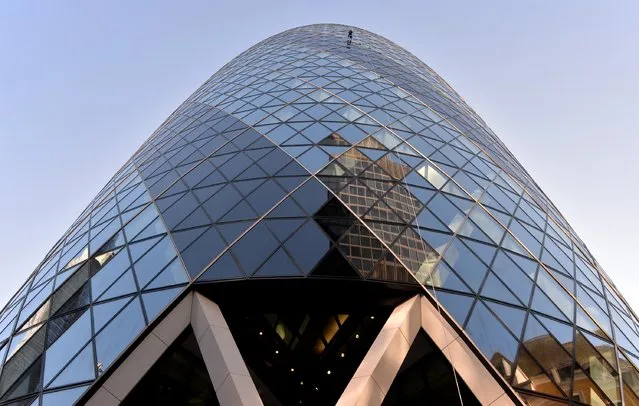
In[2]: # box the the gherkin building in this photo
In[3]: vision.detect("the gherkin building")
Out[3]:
[0,23,637,406]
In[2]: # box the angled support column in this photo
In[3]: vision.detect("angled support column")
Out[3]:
[190,293,263,406]
[337,296,421,406]
[84,291,262,405]
[337,294,522,406]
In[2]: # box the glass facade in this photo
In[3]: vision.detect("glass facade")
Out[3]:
[0,23,637,405]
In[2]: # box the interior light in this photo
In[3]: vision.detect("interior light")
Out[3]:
[355,334,359,339]
[259,331,263,336]
[340,352,345,358]
[327,370,331,375]
[275,350,279,354]
[291,368,295,372]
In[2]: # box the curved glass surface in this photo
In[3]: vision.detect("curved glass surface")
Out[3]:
[0,24,637,405]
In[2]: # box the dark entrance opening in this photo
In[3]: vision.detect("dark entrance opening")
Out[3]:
[122,327,218,406]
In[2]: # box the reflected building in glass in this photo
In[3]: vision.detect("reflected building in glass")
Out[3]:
[0,24,638,406]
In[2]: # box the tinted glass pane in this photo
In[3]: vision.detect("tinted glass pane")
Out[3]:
[95,297,145,370]
[43,311,91,385]
[41,385,90,406]
[133,237,177,287]
[465,302,517,379]
[47,344,94,388]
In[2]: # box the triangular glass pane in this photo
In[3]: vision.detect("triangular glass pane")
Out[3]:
[582,331,617,368]
[311,248,361,279]
[442,239,487,292]
[500,233,530,257]
[266,196,307,218]
[480,273,520,305]
[134,237,177,288]
[456,217,493,244]
[132,218,166,242]
[506,251,538,279]
[318,132,350,146]
[465,302,518,380]
[283,220,331,274]
[253,248,303,278]
[337,222,386,275]
[363,199,404,224]
[530,288,569,322]
[461,238,497,266]
[321,145,349,159]
[91,249,130,299]
[536,270,574,321]
[490,251,533,305]
[426,194,466,234]
[368,252,417,285]
[43,311,92,385]
[41,384,90,406]
[316,157,349,176]
[521,316,572,395]
[513,346,567,399]
[142,287,183,321]
[536,314,573,348]
[47,344,95,388]
[357,135,386,149]
[264,218,305,243]
[179,226,227,278]
[405,170,437,191]
[2,357,43,402]
[219,200,258,222]
[198,252,244,282]
[576,305,606,338]
[431,291,473,326]
[420,261,470,293]
[357,147,386,161]
[231,222,280,275]
[568,371,615,406]
[170,226,208,253]
[412,207,449,232]
[415,228,452,254]
[217,221,253,245]
[314,198,355,241]
[98,269,137,301]
[290,178,331,216]
[574,331,621,404]
[174,207,210,231]
[147,259,189,289]
[128,236,162,262]
[297,147,331,172]
[93,296,131,332]
[485,301,526,338]
[95,297,146,370]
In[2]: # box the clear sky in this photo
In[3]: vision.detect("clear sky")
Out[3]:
[1,1,638,312]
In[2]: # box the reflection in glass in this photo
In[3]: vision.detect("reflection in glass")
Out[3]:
[95,297,145,370]
[465,302,517,379]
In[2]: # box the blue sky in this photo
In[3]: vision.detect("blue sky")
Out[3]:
[1,1,638,311]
